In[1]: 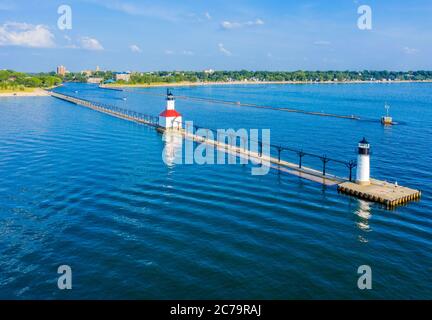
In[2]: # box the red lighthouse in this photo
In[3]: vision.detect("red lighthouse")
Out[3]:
[158,89,182,129]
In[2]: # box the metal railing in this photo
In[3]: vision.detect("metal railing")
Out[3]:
[178,120,357,181]
[50,91,159,125]
[50,91,357,181]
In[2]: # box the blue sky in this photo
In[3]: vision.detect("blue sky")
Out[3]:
[0,0,431,72]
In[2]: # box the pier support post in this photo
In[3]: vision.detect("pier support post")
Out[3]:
[276,146,282,172]
[321,156,330,176]
[347,160,357,182]
[298,151,305,168]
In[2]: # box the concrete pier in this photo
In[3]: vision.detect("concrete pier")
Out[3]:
[338,179,421,208]
[49,91,159,127]
[160,128,421,208]
[49,90,421,209]
[160,127,345,186]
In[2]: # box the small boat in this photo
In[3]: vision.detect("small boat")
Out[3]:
[381,116,393,125]
[381,103,393,125]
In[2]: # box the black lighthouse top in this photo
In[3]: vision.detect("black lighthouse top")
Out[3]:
[166,89,174,101]
[359,137,369,145]
[358,137,370,155]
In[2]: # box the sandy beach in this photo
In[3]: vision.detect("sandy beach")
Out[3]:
[0,88,49,97]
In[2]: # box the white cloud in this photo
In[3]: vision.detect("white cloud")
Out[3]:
[247,18,264,26]
[218,43,232,56]
[205,12,212,20]
[314,40,331,46]
[79,36,104,50]
[164,49,195,56]
[220,18,264,30]
[63,35,78,48]
[403,46,419,55]
[0,22,55,48]
[221,21,242,29]
[130,44,142,53]
[182,50,194,56]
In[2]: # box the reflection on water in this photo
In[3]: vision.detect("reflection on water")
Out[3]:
[162,131,183,167]
[355,200,372,243]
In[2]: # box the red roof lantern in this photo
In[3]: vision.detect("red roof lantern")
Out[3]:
[158,89,182,129]
[159,109,182,117]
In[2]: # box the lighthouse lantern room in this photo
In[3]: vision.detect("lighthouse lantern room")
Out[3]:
[158,89,182,129]
[355,137,371,185]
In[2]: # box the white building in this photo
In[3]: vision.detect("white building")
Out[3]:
[115,72,131,82]
[87,77,103,84]
[158,89,182,129]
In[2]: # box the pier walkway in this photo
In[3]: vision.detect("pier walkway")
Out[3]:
[49,91,159,127]
[48,90,420,208]
[49,91,354,184]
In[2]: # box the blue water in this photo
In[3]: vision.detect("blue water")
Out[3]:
[0,83,431,299]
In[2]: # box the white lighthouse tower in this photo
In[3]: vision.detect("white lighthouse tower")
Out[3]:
[356,137,370,185]
[158,89,182,129]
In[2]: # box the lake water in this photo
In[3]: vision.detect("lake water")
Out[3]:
[0,82,431,299]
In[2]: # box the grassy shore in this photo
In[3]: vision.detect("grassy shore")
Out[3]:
[102,79,432,89]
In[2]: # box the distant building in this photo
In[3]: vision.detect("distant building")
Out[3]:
[87,77,104,84]
[57,65,67,76]
[81,70,92,76]
[115,72,131,82]
[96,66,100,72]
[204,69,214,74]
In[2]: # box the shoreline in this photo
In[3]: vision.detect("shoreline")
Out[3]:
[102,79,432,89]
[0,88,50,97]
[2,80,430,96]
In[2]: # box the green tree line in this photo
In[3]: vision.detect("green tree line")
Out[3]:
[121,70,432,84]
[3,69,432,88]
[0,70,62,90]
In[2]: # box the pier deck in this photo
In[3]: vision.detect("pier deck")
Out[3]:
[176,128,344,186]
[338,179,421,208]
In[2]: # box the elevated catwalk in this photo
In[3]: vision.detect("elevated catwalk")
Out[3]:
[49,90,421,209]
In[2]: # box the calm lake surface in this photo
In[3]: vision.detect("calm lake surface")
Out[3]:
[0,82,431,299]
